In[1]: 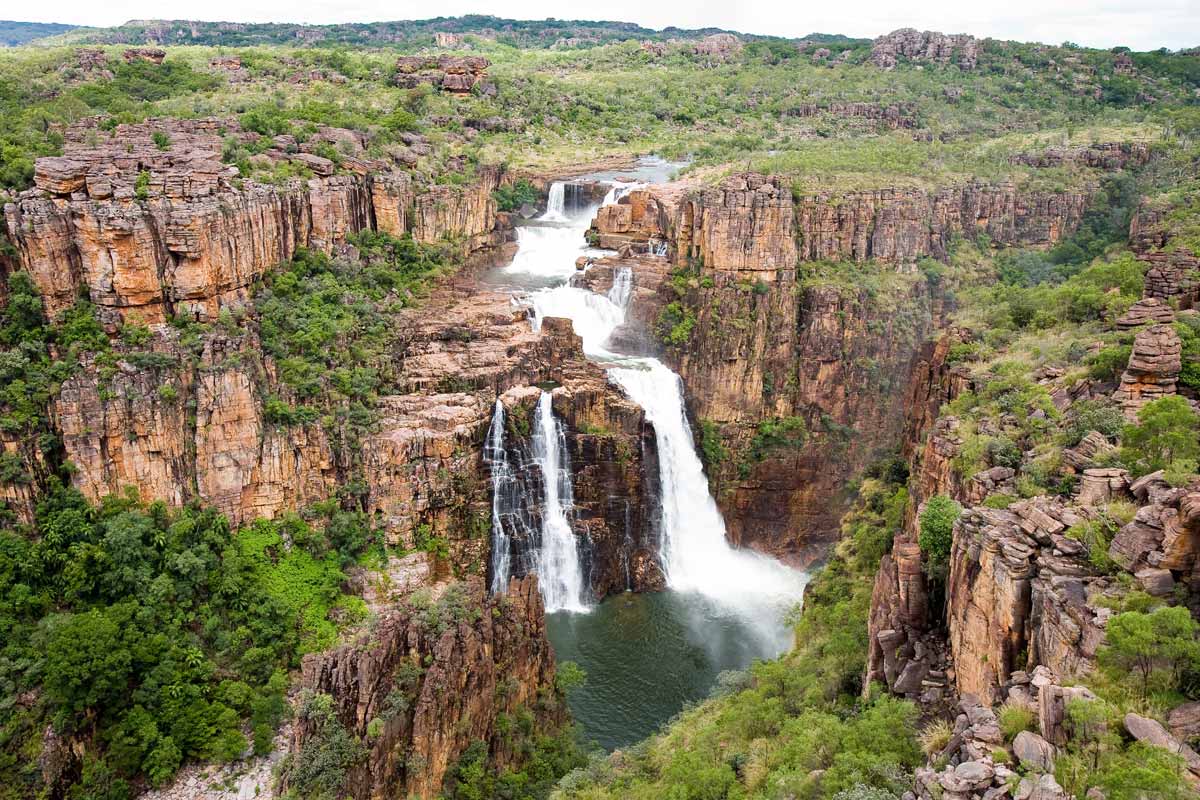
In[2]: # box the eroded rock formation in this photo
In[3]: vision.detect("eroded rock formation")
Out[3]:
[287,576,565,800]
[870,28,980,71]
[4,117,506,324]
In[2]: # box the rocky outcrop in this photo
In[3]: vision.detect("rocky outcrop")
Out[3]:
[691,33,742,60]
[393,55,491,94]
[1108,472,1200,589]
[1116,296,1176,328]
[870,29,979,71]
[784,102,918,129]
[286,576,565,800]
[4,118,507,324]
[1011,142,1151,170]
[594,175,1096,269]
[123,47,166,63]
[947,499,1111,704]
[1112,323,1181,418]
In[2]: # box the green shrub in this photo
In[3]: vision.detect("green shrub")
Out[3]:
[998,701,1036,741]
[918,495,961,578]
[493,179,539,212]
[1119,395,1200,477]
[1098,606,1200,697]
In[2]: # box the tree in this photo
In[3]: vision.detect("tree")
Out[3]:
[918,496,961,578]
[1099,606,1200,696]
[40,608,134,721]
[1120,396,1200,476]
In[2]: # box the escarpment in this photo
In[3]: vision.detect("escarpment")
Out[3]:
[285,576,564,800]
[588,170,1103,561]
[3,117,507,325]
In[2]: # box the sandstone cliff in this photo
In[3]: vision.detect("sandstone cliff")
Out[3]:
[285,576,564,800]
[3,117,506,325]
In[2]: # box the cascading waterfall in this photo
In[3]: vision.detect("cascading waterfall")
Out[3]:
[485,399,518,593]
[530,391,589,612]
[484,393,589,612]
[608,362,804,614]
[607,266,633,311]
[482,398,540,594]
[541,181,568,222]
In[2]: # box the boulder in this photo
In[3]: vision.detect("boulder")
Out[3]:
[1013,730,1056,773]
[1168,701,1200,741]
[1124,713,1200,776]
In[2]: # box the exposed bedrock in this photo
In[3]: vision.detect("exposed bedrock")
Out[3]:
[2,117,508,325]
[287,576,564,800]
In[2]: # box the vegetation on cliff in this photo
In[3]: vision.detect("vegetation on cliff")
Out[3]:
[0,486,375,798]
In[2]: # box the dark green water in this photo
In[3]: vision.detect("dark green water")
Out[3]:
[545,590,796,750]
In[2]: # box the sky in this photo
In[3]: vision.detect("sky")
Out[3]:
[6,0,1200,51]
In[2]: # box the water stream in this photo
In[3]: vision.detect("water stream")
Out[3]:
[485,158,807,748]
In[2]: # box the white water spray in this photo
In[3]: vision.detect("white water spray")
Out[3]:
[607,266,633,311]
[531,391,589,612]
[541,181,568,223]
[485,400,516,593]
[609,362,805,610]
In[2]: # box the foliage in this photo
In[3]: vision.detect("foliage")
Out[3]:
[494,179,539,212]
[0,487,372,795]
[917,495,961,579]
[697,419,728,475]
[656,302,696,347]
[1098,606,1200,698]
[1118,395,1200,477]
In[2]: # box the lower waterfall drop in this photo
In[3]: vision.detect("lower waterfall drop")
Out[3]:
[484,399,517,594]
[609,360,804,612]
[541,181,568,223]
[531,391,589,613]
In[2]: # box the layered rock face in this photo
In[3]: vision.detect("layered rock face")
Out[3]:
[869,28,980,70]
[595,176,1094,269]
[946,500,1109,704]
[3,117,505,325]
[287,576,565,800]
[793,183,1090,264]
[590,175,940,560]
[393,55,492,94]
[1129,196,1200,307]
[1112,322,1182,418]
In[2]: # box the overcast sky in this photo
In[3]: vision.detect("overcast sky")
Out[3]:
[7,0,1199,51]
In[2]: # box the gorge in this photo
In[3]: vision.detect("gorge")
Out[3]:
[0,16,1198,800]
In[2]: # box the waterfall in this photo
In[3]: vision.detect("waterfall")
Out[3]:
[609,360,804,608]
[485,394,589,612]
[531,391,589,612]
[601,181,645,207]
[541,181,568,222]
[531,286,625,355]
[607,266,633,311]
[485,400,515,593]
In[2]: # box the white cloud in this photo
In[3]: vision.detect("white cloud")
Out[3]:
[7,0,1199,51]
